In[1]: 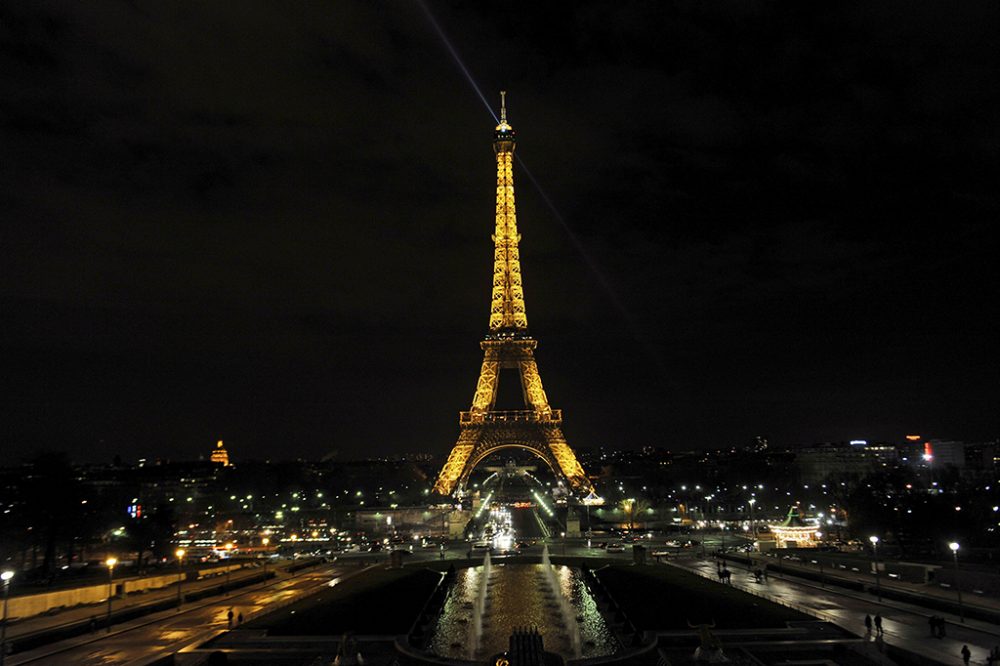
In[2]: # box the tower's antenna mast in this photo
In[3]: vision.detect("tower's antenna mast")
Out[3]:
[500,90,507,124]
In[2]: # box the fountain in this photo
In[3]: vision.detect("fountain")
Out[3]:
[469,551,492,658]
[429,561,616,660]
[540,545,582,658]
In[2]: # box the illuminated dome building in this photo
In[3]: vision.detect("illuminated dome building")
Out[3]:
[210,439,230,467]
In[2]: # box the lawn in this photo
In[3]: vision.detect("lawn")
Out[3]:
[246,567,443,636]
[596,564,810,630]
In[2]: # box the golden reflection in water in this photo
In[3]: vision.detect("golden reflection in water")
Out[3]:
[428,564,617,660]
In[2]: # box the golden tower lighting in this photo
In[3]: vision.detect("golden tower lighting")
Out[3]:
[433,92,593,497]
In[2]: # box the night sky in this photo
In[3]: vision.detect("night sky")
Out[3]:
[2,1,998,464]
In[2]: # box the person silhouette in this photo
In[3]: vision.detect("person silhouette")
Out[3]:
[864,614,872,635]
[227,607,234,629]
[874,613,883,636]
[962,645,971,666]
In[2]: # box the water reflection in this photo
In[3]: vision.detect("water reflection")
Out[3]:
[428,564,618,660]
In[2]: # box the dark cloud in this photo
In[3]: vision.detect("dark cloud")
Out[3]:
[1,0,998,462]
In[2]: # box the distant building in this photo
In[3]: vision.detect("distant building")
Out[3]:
[210,440,230,467]
[794,441,896,484]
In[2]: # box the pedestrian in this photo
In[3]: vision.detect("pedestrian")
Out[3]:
[237,611,244,625]
[962,645,971,666]
[864,614,872,635]
[227,607,234,629]
[763,567,768,581]
[874,613,883,636]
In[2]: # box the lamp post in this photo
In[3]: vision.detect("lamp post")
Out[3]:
[949,542,964,623]
[175,549,185,610]
[261,537,270,581]
[224,543,234,595]
[1,570,14,666]
[748,498,756,540]
[868,536,881,602]
[105,557,117,633]
[815,532,825,588]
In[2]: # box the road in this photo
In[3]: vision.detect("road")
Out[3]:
[670,555,1000,666]
[6,563,267,644]
[8,564,348,666]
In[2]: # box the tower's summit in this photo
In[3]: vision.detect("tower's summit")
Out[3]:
[494,90,514,142]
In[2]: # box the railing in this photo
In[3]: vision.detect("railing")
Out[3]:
[459,409,562,424]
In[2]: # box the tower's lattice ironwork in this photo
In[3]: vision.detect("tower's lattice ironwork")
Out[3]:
[433,94,594,497]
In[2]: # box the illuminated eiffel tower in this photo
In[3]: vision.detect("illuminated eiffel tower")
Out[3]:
[433,93,594,497]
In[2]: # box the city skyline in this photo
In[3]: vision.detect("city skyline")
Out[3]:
[3,2,998,463]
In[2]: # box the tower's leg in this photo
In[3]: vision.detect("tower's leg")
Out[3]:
[543,426,594,494]
[433,429,478,495]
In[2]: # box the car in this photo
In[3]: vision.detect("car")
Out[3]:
[472,541,491,551]
[606,542,626,553]
[367,543,383,552]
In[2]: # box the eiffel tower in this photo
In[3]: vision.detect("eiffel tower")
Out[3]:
[433,93,594,497]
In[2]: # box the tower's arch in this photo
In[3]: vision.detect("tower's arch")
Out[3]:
[458,442,562,493]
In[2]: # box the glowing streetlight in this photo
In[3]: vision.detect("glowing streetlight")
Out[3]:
[949,542,964,622]
[2,570,14,666]
[868,536,881,602]
[224,543,235,596]
[175,548,186,610]
[748,498,757,540]
[105,557,118,633]
[262,537,271,580]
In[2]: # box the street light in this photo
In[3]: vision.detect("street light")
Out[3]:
[2,570,14,666]
[261,537,270,581]
[815,532,825,587]
[748,499,756,540]
[175,549,185,610]
[224,542,234,595]
[868,536,881,602]
[949,542,964,623]
[105,557,118,633]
